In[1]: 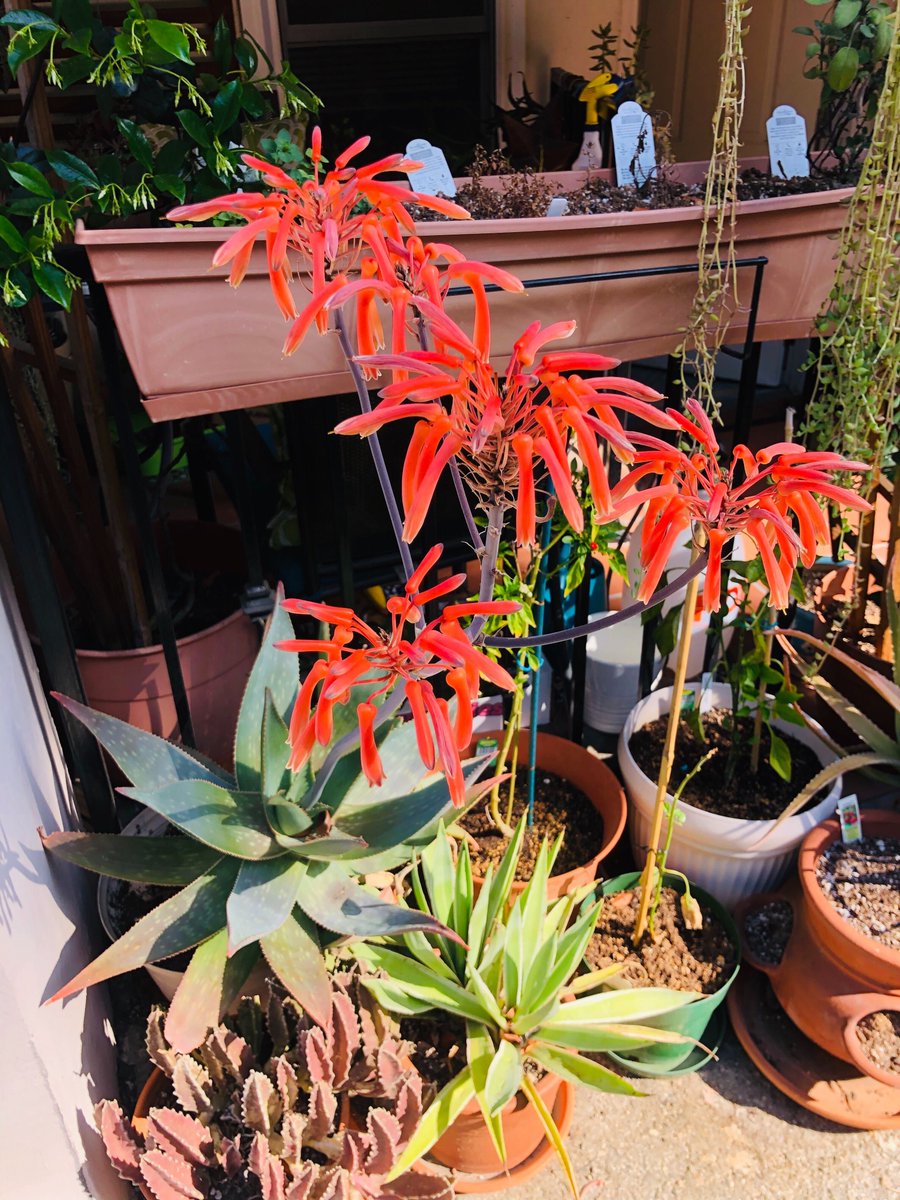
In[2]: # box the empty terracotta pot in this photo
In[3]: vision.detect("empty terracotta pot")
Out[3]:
[737,811,900,1089]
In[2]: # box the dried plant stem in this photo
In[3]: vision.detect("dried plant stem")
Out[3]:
[634,540,703,944]
[749,606,772,776]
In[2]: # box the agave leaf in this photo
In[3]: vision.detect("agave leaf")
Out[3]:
[566,964,626,995]
[354,943,494,1024]
[419,827,457,929]
[226,859,306,953]
[520,900,602,1018]
[503,897,523,1011]
[261,690,292,799]
[541,986,699,1028]
[235,585,297,792]
[53,693,231,787]
[119,780,284,860]
[451,846,473,969]
[527,1041,642,1096]
[165,929,230,1053]
[519,929,561,1017]
[538,1021,697,1053]
[484,1037,522,1116]
[776,751,900,825]
[519,1073,578,1200]
[400,928,461,982]
[48,859,239,1002]
[40,830,220,885]
[466,1021,505,1163]
[466,961,507,1028]
[514,838,553,1006]
[778,628,900,713]
[484,818,526,934]
[385,1066,476,1182]
[465,861,495,973]
[259,908,331,1026]
[295,862,463,941]
[358,976,439,1017]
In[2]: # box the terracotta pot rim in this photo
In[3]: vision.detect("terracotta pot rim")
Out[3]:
[798,814,900,969]
[76,604,250,660]
[843,999,900,1090]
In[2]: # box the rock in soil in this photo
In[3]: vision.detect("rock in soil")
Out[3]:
[459,769,604,882]
[855,1011,900,1076]
[585,886,737,993]
[815,837,900,950]
[742,900,793,967]
[628,710,823,821]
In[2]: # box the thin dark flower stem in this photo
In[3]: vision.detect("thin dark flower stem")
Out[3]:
[483,553,709,649]
[333,309,414,582]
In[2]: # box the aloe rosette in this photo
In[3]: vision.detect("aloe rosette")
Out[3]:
[43,591,497,1051]
[351,823,701,1196]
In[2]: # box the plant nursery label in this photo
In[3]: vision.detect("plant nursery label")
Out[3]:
[611,101,656,188]
[766,105,810,180]
[405,138,456,197]
[546,195,570,217]
[837,794,863,844]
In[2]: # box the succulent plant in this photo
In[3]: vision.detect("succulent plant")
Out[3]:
[43,590,497,1050]
[96,980,452,1200]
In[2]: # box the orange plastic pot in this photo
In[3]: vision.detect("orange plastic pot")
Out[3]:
[428,1070,568,1176]
[470,731,627,899]
[737,812,900,1089]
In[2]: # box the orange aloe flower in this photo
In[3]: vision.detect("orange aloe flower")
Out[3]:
[166,129,470,349]
[275,545,519,805]
[333,307,678,544]
[616,398,872,613]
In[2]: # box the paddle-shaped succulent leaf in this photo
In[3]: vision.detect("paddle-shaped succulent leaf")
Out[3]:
[44,587,498,1047]
[352,820,702,1198]
[96,982,453,1200]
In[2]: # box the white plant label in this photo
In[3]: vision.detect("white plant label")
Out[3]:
[405,138,456,197]
[546,195,570,217]
[766,105,810,180]
[611,101,656,187]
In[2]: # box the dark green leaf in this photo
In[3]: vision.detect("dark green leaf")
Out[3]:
[51,0,91,29]
[176,108,213,149]
[233,36,257,77]
[240,84,265,119]
[53,53,94,87]
[6,160,54,198]
[155,137,189,175]
[212,79,242,135]
[213,16,232,72]
[226,858,305,952]
[45,148,99,187]
[41,830,221,884]
[768,727,792,781]
[115,119,154,172]
[146,19,193,64]
[8,25,53,72]
[33,260,73,308]
[0,9,59,30]
[155,173,185,203]
[0,215,26,254]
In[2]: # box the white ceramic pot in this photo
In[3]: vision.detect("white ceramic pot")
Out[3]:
[97,809,182,1000]
[618,683,843,909]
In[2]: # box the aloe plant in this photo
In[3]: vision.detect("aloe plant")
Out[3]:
[42,590,497,1050]
[96,979,452,1200]
[351,822,701,1197]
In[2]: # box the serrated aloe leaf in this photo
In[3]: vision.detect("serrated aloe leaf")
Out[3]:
[352,943,491,1024]
[385,1066,476,1182]
[541,986,700,1029]
[53,693,230,787]
[165,929,229,1053]
[484,1038,522,1116]
[120,780,284,860]
[226,859,306,954]
[466,1021,505,1163]
[48,859,239,1002]
[40,830,220,885]
[528,1041,642,1095]
[220,944,260,1014]
[235,585,297,791]
[261,691,292,799]
[259,908,330,1026]
[265,797,313,838]
[295,863,464,941]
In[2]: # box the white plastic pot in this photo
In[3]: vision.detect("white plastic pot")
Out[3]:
[97,809,182,1000]
[584,613,661,734]
[618,683,842,909]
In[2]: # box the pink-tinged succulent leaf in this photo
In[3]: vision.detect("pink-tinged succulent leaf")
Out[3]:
[40,829,221,886]
[315,1167,347,1200]
[147,1008,178,1076]
[376,1042,406,1100]
[285,1162,318,1200]
[218,1137,243,1178]
[364,1108,403,1174]
[200,1026,253,1087]
[281,1111,307,1166]
[305,1080,338,1142]
[340,1132,366,1173]
[394,1074,423,1144]
[248,1131,287,1200]
[243,1070,280,1136]
[382,1174,455,1200]
[260,910,332,1027]
[275,1056,300,1112]
[146,1108,215,1167]
[139,1149,205,1200]
[94,1100,143,1183]
[303,1026,333,1087]
[171,1057,214,1118]
[164,929,229,1053]
[329,988,360,1089]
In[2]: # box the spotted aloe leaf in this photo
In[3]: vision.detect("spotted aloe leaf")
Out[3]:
[48,859,239,1002]
[226,858,306,954]
[39,829,221,885]
[295,863,464,942]
[52,692,231,788]
[164,929,230,1054]
[235,585,296,792]
[119,779,284,860]
[259,908,331,1027]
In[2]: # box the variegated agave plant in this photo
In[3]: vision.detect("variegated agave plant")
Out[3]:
[96,979,452,1200]
[43,590,496,1050]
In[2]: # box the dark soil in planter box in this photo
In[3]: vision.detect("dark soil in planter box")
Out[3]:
[815,837,900,950]
[565,175,699,214]
[458,769,603,881]
[628,709,823,821]
[856,1011,900,1077]
[585,886,736,993]
[734,165,859,200]
[741,900,793,967]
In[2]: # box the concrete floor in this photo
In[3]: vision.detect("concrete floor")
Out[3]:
[499,1029,899,1200]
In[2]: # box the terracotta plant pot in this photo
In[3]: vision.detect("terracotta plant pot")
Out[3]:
[76,157,852,422]
[737,811,900,1089]
[619,683,842,909]
[469,730,627,899]
[592,871,741,1076]
[76,520,258,768]
[429,1070,568,1176]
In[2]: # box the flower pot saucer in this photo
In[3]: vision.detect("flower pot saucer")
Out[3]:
[425,1079,575,1194]
[605,1003,727,1079]
[727,966,900,1131]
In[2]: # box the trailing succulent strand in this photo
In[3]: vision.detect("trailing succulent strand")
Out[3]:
[96,980,452,1200]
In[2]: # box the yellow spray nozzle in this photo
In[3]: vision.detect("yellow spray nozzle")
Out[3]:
[579,73,618,125]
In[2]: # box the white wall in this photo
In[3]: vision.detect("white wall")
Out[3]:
[0,551,127,1200]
